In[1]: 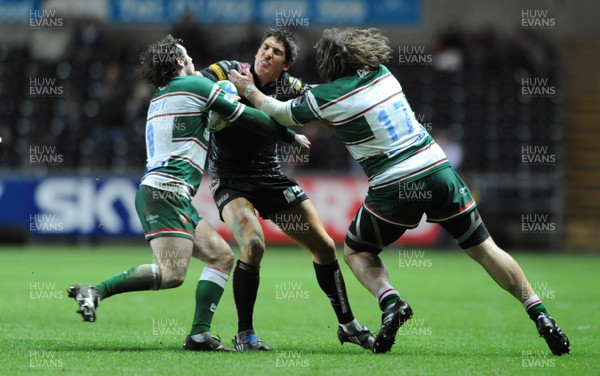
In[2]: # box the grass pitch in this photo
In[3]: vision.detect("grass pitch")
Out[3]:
[0,245,598,375]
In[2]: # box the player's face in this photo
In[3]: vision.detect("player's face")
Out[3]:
[176,44,195,76]
[254,36,290,85]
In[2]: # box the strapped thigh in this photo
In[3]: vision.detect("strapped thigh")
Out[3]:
[438,208,490,249]
[345,205,409,254]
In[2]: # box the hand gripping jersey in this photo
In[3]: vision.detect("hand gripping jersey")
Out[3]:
[289,65,449,189]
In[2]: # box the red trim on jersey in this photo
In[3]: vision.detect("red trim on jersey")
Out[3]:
[142,171,188,185]
[151,91,207,103]
[172,137,208,151]
[169,156,203,173]
[206,87,221,108]
[321,73,392,110]
[147,112,202,122]
[307,95,325,121]
[228,103,244,122]
[345,135,376,146]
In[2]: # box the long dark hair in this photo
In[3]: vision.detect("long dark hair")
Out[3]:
[315,28,392,82]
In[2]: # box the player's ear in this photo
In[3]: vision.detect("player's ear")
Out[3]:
[282,62,292,72]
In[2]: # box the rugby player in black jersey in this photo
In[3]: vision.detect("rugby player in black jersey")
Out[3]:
[198,28,373,351]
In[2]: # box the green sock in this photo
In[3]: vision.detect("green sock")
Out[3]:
[380,294,400,311]
[97,264,161,300]
[190,267,228,335]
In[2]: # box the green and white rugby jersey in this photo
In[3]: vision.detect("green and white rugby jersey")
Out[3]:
[289,65,449,189]
[142,75,245,199]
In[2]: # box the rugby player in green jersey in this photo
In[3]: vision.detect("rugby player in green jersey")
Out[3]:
[67,35,307,352]
[197,28,374,351]
[229,28,570,356]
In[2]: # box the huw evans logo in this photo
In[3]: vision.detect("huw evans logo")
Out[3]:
[275,9,309,28]
[521,77,556,97]
[29,9,63,29]
[521,214,556,233]
[398,45,432,66]
[521,145,556,165]
[521,9,556,29]
[30,78,63,97]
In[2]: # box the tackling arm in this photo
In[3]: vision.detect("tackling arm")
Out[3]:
[228,69,298,127]
[235,105,297,143]
[206,84,297,144]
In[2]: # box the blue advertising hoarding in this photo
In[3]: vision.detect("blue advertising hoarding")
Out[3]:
[110,0,421,25]
[0,176,143,237]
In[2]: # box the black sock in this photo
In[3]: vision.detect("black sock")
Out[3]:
[233,260,260,333]
[313,260,355,324]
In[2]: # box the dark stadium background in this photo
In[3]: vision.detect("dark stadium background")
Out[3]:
[0,0,599,253]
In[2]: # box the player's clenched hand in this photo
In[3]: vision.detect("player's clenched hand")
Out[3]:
[228,68,254,95]
[293,134,311,150]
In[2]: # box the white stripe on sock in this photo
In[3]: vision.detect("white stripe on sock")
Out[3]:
[523,294,541,310]
[151,264,160,290]
[376,285,399,304]
[199,267,228,289]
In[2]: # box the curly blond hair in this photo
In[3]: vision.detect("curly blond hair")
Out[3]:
[315,28,392,82]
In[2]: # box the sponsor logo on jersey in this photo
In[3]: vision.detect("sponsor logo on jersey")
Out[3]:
[209,179,220,195]
[283,188,297,203]
[179,214,188,225]
[282,185,304,203]
[356,68,371,77]
[146,214,159,222]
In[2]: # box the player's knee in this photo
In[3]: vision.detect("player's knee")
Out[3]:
[308,235,337,262]
[224,249,235,270]
[159,266,187,289]
[212,248,235,273]
[243,237,265,260]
